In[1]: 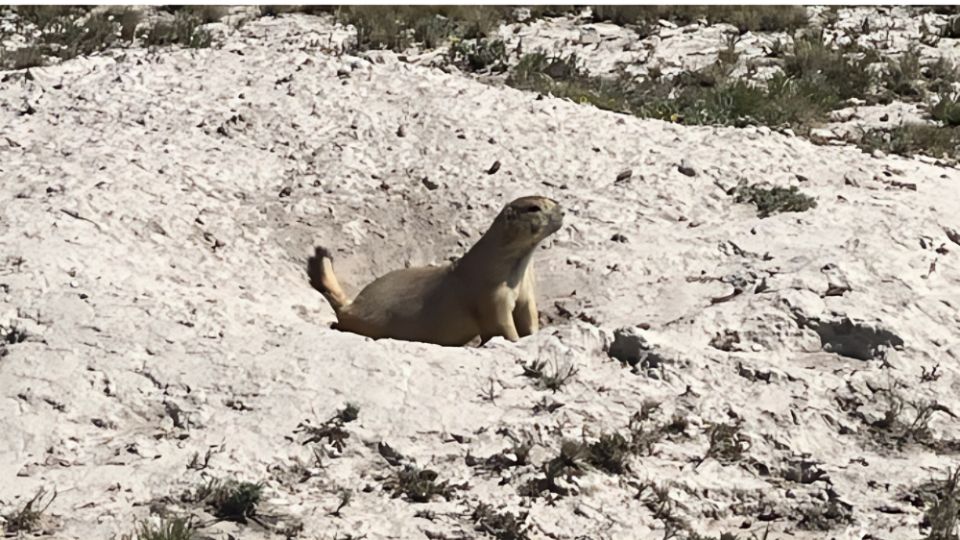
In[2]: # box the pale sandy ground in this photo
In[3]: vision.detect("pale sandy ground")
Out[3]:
[1,10,960,540]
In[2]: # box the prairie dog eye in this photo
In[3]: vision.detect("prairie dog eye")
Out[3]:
[522,205,541,213]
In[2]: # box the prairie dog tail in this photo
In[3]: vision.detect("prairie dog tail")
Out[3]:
[306,247,350,316]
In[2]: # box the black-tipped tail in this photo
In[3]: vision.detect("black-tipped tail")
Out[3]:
[306,246,350,315]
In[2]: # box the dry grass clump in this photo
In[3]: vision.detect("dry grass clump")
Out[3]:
[502,20,960,161]
[142,11,214,49]
[294,402,360,454]
[163,6,229,24]
[134,517,196,540]
[0,6,214,70]
[860,124,960,161]
[335,6,508,51]
[447,37,508,73]
[921,467,960,540]
[589,5,808,33]
[520,358,579,392]
[932,93,960,126]
[506,28,871,131]
[697,421,751,467]
[2,488,56,536]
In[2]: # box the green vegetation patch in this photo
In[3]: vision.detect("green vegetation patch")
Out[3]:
[733,183,818,218]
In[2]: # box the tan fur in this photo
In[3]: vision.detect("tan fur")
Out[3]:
[306,196,563,346]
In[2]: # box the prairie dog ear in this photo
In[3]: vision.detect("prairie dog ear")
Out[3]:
[502,205,518,221]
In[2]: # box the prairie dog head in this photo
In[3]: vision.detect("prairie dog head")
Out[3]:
[492,195,564,250]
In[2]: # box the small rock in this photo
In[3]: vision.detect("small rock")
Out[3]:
[513,7,531,21]
[615,169,632,183]
[279,186,293,197]
[796,174,809,182]
[608,327,670,370]
[396,125,405,137]
[579,28,601,45]
[871,149,885,159]
[946,227,960,247]
[829,109,857,122]
[879,113,889,122]
[487,160,501,175]
[809,128,835,142]
[611,233,628,243]
[677,161,697,177]
[709,329,741,351]
[421,177,439,190]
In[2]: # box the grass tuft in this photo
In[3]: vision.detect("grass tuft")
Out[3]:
[2,488,56,535]
[860,124,960,161]
[135,517,196,540]
[142,11,213,49]
[191,479,263,523]
[447,37,508,73]
[336,6,508,52]
[471,502,530,540]
[520,359,579,392]
[507,52,635,113]
[387,465,456,503]
[589,5,808,33]
[732,182,817,218]
[1,6,213,69]
[0,46,46,70]
[699,421,750,466]
[882,47,924,101]
[294,403,360,454]
[932,93,960,127]
[585,433,632,474]
[923,467,960,540]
